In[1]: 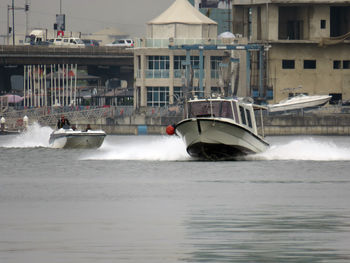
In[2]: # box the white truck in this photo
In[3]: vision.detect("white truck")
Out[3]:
[24,29,50,45]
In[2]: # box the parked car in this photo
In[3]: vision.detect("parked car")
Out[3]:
[82,39,100,47]
[48,37,85,47]
[106,39,134,47]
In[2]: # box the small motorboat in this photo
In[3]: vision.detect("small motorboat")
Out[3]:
[268,94,331,113]
[167,96,269,160]
[49,127,106,149]
[0,130,20,135]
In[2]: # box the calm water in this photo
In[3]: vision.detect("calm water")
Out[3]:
[1,124,350,263]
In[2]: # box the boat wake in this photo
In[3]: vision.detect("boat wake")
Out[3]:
[83,136,190,161]
[249,137,350,161]
[1,122,53,148]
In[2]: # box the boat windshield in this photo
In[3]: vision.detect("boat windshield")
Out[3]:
[188,101,233,118]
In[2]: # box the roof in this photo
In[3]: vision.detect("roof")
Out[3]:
[148,0,217,25]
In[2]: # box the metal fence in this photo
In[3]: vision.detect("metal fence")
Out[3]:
[1,104,184,130]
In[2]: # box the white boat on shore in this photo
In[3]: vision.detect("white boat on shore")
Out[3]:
[169,97,269,160]
[268,94,331,113]
[49,128,106,149]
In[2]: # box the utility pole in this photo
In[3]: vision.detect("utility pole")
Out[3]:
[7,5,9,45]
[7,1,30,45]
[12,0,15,45]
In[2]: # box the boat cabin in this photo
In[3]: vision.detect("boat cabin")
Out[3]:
[186,98,259,135]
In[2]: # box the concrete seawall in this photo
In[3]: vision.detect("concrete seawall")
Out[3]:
[86,113,350,136]
[261,114,350,136]
[4,107,350,136]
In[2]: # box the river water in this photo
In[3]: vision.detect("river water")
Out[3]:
[1,123,350,263]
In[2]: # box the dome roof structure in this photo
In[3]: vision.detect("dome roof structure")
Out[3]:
[148,0,217,25]
[147,0,218,39]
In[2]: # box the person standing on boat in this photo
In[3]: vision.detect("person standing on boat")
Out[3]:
[57,115,70,129]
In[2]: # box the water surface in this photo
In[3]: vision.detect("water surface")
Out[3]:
[1,125,350,262]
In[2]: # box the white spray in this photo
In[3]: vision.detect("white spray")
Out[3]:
[1,122,53,148]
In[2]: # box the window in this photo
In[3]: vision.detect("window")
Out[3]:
[320,20,326,29]
[343,60,350,69]
[282,60,295,69]
[334,60,341,69]
[147,87,169,107]
[278,7,304,40]
[174,56,200,69]
[188,101,212,118]
[239,106,246,125]
[304,60,316,69]
[222,101,233,119]
[147,56,169,70]
[330,7,350,37]
[137,56,141,70]
[188,101,232,118]
[246,109,252,128]
[147,56,170,78]
[211,56,223,70]
[174,56,201,78]
[211,56,223,78]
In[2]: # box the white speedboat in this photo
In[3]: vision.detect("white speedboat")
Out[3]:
[49,128,106,149]
[169,97,269,160]
[268,94,331,113]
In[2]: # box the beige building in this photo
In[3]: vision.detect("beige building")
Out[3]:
[134,0,244,109]
[232,0,350,104]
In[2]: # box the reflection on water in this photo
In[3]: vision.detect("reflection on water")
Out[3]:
[185,208,350,262]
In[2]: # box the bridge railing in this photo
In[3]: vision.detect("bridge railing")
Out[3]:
[0,45,134,57]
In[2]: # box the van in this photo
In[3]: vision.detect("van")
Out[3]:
[49,37,85,47]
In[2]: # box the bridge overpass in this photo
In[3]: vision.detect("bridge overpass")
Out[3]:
[0,45,134,65]
[0,45,134,94]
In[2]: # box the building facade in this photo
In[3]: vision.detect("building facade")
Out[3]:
[134,0,243,109]
[232,0,350,104]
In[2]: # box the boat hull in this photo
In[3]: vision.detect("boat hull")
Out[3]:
[175,118,269,160]
[49,130,106,149]
[268,95,331,113]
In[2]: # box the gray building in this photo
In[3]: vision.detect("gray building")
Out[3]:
[232,0,350,104]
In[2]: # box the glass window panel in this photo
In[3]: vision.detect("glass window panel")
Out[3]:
[210,101,222,117]
[222,101,233,118]
[188,102,212,117]
[239,106,246,125]
[246,109,252,128]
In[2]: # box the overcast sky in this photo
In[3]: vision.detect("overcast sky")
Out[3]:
[1,0,175,38]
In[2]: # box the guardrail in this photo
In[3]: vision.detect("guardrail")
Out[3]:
[0,45,134,58]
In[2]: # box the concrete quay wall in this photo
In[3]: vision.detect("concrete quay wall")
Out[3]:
[262,114,350,136]
[90,113,350,136]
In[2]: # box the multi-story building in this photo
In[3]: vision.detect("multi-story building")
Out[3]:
[232,0,350,104]
[188,0,233,34]
[134,0,243,109]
